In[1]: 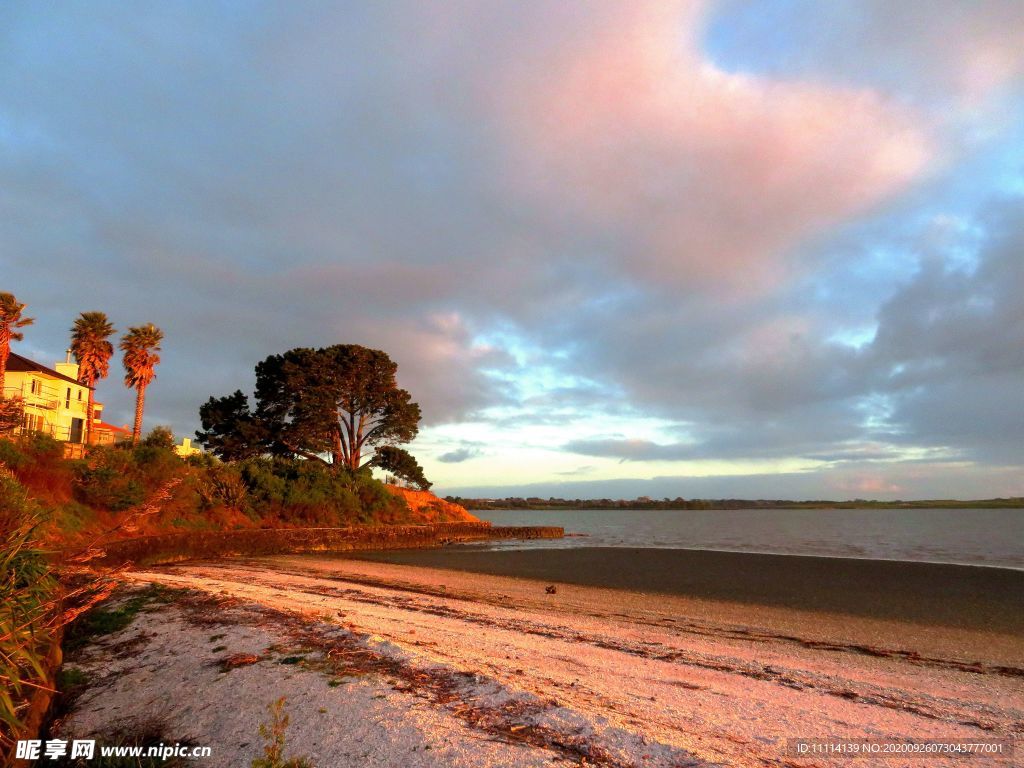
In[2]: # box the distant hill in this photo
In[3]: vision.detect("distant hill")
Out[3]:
[448,495,1024,511]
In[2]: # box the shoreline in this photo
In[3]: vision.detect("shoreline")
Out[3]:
[463,541,1024,572]
[346,545,1024,634]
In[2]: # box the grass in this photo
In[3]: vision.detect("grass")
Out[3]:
[64,585,176,651]
[56,666,89,691]
[0,473,59,754]
[63,716,197,768]
[252,697,313,768]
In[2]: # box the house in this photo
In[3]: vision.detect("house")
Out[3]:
[94,420,132,446]
[2,351,124,455]
[174,437,202,459]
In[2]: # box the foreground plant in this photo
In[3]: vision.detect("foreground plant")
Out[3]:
[252,697,313,768]
[0,473,56,749]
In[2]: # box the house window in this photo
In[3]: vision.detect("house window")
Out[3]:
[78,390,83,401]
[30,379,38,395]
[65,388,71,408]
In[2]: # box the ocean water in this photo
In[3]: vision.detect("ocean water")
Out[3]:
[471,507,1024,570]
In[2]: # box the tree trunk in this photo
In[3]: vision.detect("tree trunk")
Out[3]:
[351,414,365,470]
[0,334,9,394]
[347,407,358,471]
[132,385,145,444]
[331,429,344,469]
[85,389,95,446]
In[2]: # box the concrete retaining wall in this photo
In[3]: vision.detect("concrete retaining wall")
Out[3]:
[81,523,564,568]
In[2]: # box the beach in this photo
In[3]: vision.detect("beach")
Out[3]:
[54,549,1023,767]
[350,546,1024,634]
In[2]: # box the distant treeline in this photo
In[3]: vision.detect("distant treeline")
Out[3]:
[445,496,1024,511]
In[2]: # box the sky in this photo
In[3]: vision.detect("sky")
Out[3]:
[2,1,1022,500]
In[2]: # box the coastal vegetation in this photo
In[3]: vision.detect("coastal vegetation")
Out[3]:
[196,344,434,493]
[0,470,56,748]
[0,426,458,755]
[197,345,423,477]
[0,431,424,549]
[1,300,447,753]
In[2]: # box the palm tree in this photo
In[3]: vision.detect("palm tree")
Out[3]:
[70,311,116,446]
[119,323,163,444]
[0,292,34,394]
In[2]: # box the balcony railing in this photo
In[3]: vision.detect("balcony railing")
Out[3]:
[3,385,90,413]
[3,386,58,410]
[7,421,124,446]
[9,422,74,442]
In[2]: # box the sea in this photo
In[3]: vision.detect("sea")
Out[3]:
[470,507,1024,570]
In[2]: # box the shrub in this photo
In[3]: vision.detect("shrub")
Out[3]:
[73,447,146,511]
[72,439,187,514]
[0,475,58,751]
[0,435,73,502]
[196,463,248,511]
[236,458,408,526]
[140,426,174,450]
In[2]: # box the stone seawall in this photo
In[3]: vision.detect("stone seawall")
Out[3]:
[80,523,564,568]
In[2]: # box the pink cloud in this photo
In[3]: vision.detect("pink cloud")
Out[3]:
[832,475,905,495]
[492,0,933,294]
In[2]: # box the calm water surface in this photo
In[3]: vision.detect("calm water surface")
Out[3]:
[471,508,1024,569]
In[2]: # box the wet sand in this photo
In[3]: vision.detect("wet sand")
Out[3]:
[349,546,1024,634]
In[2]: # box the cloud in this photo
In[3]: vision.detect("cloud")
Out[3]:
[706,0,1024,110]
[437,446,483,464]
[0,1,1021,497]
[495,1,933,294]
[564,439,699,463]
[865,203,1024,462]
[444,461,1024,501]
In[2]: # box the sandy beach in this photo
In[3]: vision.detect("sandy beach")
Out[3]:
[55,551,1023,767]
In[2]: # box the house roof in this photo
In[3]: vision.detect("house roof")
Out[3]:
[95,421,131,435]
[5,352,93,389]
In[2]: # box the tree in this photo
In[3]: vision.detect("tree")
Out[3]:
[0,292,33,394]
[0,396,23,434]
[119,323,163,445]
[371,445,431,490]
[196,390,268,461]
[70,311,116,446]
[198,345,421,471]
[140,425,175,450]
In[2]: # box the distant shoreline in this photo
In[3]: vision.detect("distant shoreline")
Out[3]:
[348,546,1024,634]
[452,497,1024,510]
